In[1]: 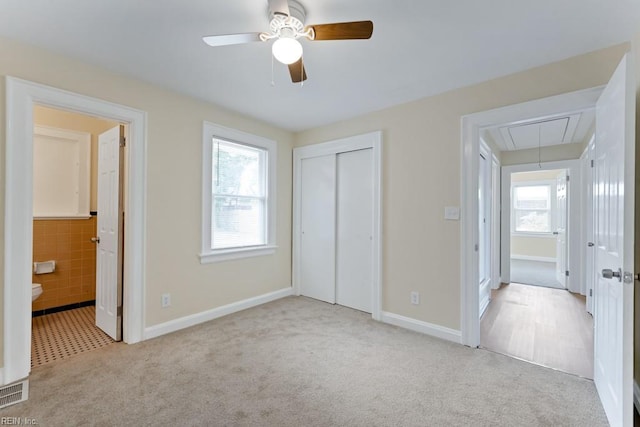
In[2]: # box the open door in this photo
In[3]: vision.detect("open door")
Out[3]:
[554,171,568,288]
[593,54,635,427]
[95,125,124,341]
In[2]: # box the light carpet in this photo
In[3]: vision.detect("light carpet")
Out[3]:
[4,296,607,426]
[510,258,564,289]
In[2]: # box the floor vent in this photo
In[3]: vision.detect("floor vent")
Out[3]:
[0,379,29,409]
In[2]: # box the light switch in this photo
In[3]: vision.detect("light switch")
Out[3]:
[444,206,460,220]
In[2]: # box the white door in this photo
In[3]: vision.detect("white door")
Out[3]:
[299,154,336,304]
[555,171,567,288]
[478,150,491,316]
[593,54,635,427]
[335,149,373,313]
[96,125,124,341]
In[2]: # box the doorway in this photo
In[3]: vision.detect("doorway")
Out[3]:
[4,78,146,386]
[464,99,596,378]
[30,105,124,367]
[460,86,601,347]
[464,53,634,425]
[508,168,568,290]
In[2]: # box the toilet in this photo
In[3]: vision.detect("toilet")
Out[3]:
[32,283,43,302]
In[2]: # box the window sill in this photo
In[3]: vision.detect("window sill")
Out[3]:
[511,232,555,238]
[199,245,277,264]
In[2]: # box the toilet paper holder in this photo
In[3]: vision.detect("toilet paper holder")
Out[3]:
[33,260,56,275]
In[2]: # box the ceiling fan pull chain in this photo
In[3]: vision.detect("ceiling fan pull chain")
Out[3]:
[271,54,275,87]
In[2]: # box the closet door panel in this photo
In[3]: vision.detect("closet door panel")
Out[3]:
[336,149,373,313]
[299,154,336,303]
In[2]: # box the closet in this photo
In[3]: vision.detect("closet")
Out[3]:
[294,132,380,314]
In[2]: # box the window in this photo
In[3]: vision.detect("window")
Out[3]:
[512,184,551,233]
[201,122,277,263]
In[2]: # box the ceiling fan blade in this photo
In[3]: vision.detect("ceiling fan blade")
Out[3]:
[308,21,373,41]
[202,33,262,47]
[288,58,307,83]
[268,0,290,17]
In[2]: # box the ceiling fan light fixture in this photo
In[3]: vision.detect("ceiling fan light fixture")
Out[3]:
[272,37,303,64]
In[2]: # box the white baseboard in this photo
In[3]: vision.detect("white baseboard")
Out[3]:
[510,255,556,263]
[381,311,461,344]
[634,379,640,414]
[143,287,293,340]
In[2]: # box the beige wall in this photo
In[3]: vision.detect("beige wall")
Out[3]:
[295,43,629,330]
[501,142,584,166]
[511,169,565,182]
[0,37,295,366]
[33,105,118,212]
[511,236,556,259]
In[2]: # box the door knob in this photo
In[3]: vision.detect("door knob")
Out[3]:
[552,231,559,235]
[602,268,622,281]
[90,237,100,244]
[587,242,595,247]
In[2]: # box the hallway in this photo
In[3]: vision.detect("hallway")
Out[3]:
[481,283,593,378]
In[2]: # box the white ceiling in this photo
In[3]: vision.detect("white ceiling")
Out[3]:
[0,0,638,132]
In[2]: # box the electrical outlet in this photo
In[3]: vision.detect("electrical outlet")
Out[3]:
[410,291,420,305]
[161,293,171,308]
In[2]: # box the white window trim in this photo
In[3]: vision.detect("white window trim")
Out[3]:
[510,179,556,236]
[200,122,277,263]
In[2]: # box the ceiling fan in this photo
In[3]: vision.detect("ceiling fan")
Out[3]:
[202,0,374,83]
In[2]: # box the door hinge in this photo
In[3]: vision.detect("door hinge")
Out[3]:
[590,159,594,168]
[117,306,123,317]
[119,136,126,147]
[565,270,569,277]
[589,288,592,297]
[566,175,570,182]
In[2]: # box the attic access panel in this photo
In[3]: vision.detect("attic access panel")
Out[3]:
[498,113,581,151]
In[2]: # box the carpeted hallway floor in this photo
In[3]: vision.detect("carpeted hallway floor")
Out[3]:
[4,296,607,426]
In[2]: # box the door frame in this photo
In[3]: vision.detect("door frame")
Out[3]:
[580,135,596,313]
[460,86,603,347]
[500,161,581,292]
[292,131,382,320]
[3,77,147,385]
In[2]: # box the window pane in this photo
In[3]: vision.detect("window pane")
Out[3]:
[514,185,549,209]
[212,139,265,197]
[212,196,265,249]
[514,209,550,232]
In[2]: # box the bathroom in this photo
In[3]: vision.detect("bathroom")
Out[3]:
[31,105,120,367]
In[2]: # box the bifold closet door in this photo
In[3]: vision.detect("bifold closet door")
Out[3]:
[336,149,373,313]
[299,154,336,304]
